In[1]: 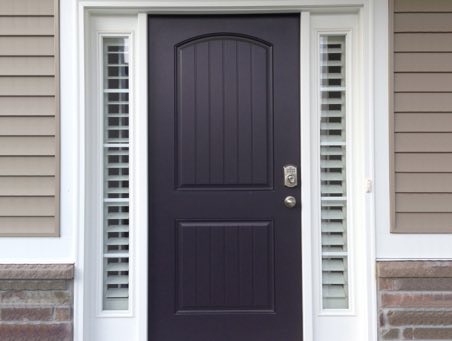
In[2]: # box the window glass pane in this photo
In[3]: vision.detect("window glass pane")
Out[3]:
[103,37,130,311]
[319,35,349,310]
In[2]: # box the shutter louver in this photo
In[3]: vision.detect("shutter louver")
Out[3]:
[103,38,130,311]
[319,36,349,309]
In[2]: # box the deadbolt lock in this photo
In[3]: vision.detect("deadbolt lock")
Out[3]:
[283,165,298,188]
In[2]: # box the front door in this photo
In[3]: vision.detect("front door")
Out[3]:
[148,14,301,341]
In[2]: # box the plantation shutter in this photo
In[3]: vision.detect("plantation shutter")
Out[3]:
[103,37,130,310]
[319,35,349,309]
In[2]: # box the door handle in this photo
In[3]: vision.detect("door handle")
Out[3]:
[284,196,296,208]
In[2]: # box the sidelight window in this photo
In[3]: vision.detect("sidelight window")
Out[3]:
[102,37,130,311]
[319,35,349,310]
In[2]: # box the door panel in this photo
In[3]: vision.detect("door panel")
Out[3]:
[149,15,301,341]
[176,35,273,189]
[176,220,274,312]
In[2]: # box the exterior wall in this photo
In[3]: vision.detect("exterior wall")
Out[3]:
[378,261,452,340]
[0,0,60,236]
[389,0,452,233]
[0,264,73,341]
[375,0,452,258]
[0,0,74,262]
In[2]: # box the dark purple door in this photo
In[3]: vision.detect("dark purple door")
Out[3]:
[148,14,301,341]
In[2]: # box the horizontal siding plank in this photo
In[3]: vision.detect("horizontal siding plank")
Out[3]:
[395,53,452,72]
[0,156,55,175]
[395,133,452,152]
[394,13,452,32]
[0,17,54,36]
[395,73,452,92]
[0,137,55,156]
[0,77,55,96]
[395,93,452,112]
[0,97,55,116]
[395,113,452,132]
[396,153,452,172]
[396,193,452,212]
[0,217,55,236]
[0,117,55,136]
[396,213,452,233]
[0,37,54,56]
[395,0,452,12]
[0,57,54,75]
[0,0,54,16]
[0,197,55,216]
[395,33,452,52]
[0,176,55,196]
[396,173,452,192]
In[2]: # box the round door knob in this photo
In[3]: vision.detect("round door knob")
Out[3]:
[284,196,296,208]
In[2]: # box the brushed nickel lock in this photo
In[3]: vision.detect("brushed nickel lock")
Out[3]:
[283,165,298,188]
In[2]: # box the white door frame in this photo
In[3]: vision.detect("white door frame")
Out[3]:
[75,2,377,340]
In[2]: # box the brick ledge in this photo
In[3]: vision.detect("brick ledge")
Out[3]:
[0,264,74,280]
[378,261,452,278]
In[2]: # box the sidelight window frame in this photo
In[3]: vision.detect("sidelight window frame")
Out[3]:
[83,13,148,340]
[302,11,375,340]
[311,15,358,317]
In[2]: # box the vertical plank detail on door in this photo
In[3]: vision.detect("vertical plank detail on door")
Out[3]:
[176,221,274,313]
[176,35,273,189]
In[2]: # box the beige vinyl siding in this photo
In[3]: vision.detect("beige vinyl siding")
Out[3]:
[0,177,55,196]
[0,37,55,56]
[0,0,59,236]
[0,137,55,156]
[390,0,452,232]
[0,97,56,116]
[0,57,56,76]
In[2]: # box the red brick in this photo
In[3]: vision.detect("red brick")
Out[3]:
[381,292,452,308]
[55,307,72,321]
[403,328,413,339]
[0,324,72,341]
[0,280,66,291]
[413,328,452,339]
[1,308,52,321]
[382,328,400,339]
[379,278,397,290]
[379,278,452,292]
[380,311,386,327]
[0,290,71,305]
[387,310,452,326]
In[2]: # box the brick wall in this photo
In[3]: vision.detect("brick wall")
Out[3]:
[0,264,74,341]
[378,261,452,340]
